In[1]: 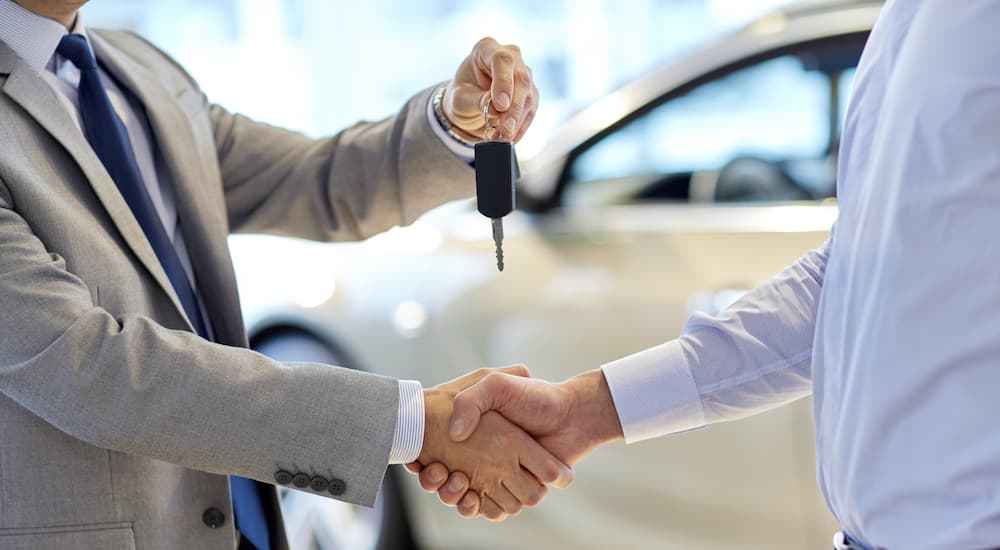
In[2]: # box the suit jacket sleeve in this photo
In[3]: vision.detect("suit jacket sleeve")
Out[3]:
[113,30,476,241]
[210,85,475,240]
[210,82,475,240]
[0,181,398,508]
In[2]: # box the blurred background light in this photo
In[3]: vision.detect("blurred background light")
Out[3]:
[291,274,336,309]
[393,300,429,338]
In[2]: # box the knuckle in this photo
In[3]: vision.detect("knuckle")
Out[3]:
[418,473,434,489]
[539,400,561,420]
[482,372,503,390]
[475,36,498,51]
[493,51,515,66]
[450,394,468,413]
[541,461,560,484]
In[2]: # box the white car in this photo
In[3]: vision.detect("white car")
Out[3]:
[231,1,882,548]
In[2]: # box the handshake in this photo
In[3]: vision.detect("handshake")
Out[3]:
[405,366,625,521]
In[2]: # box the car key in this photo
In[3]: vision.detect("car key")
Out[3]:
[474,96,516,271]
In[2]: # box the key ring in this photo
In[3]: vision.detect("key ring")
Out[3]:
[481,93,499,141]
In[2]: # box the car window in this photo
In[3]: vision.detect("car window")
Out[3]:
[564,54,854,206]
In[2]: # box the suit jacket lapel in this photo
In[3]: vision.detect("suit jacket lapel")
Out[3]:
[89,31,247,346]
[0,40,195,333]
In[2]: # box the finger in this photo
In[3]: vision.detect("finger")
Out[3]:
[513,86,539,143]
[479,496,507,522]
[457,490,481,518]
[437,471,471,506]
[418,463,450,492]
[450,373,520,441]
[512,106,535,143]
[486,485,523,517]
[447,83,491,127]
[500,69,531,140]
[482,47,516,111]
[497,364,531,378]
[454,364,530,390]
[502,469,547,508]
[517,429,575,489]
[404,461,422,475]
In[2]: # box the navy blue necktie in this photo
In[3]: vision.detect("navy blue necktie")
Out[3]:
[57,34,271,550]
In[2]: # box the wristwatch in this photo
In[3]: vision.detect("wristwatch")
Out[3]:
[432,85,477,148]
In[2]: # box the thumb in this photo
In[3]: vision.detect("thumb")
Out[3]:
[496,364,531,378]
[449,373,517,442]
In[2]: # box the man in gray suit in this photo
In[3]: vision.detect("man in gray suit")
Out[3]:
[0,0,572,548]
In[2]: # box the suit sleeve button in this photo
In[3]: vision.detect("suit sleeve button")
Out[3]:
[292,473,311,488]
[328,478,346,496]
[202,507,226,528]
[274,470,293,485]
[310,476,329,492]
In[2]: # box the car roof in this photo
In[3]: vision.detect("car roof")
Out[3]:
[519,0,883,203]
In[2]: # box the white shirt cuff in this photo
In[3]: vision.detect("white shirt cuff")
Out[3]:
[426,84,475,163]
[601,340,707,444]
[388,379,424,464]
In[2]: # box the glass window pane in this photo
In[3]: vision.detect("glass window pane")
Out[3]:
[567,54,836,205]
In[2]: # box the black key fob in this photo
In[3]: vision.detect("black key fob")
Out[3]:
[474,140,516,219]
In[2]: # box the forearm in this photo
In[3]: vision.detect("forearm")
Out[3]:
[603,239,830,442]
[116,32,475,242]
[213,85,475,240]
[2,308,399,506]
[0,204,398,506]
[686,240,828,421]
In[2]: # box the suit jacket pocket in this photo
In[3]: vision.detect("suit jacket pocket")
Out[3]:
[0,522,135,550]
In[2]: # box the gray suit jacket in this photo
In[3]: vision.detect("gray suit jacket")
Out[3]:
[0,29,473,550]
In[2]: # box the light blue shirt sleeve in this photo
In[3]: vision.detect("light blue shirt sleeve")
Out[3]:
[602,236,830,443]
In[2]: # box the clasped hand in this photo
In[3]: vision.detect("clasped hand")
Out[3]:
[407,366,624,521]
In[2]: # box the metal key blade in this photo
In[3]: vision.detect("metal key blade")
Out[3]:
[492,218,505,271]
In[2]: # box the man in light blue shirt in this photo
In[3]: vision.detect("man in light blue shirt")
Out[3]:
[425,1,1000,547]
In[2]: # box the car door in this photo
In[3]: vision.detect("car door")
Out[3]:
[421,44,860,550]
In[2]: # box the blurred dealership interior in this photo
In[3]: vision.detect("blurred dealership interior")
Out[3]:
[83,0,794,157]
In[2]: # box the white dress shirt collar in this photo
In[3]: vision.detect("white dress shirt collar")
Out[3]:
[0,0,87,73]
